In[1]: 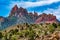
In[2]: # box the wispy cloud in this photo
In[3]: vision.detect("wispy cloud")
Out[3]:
[8,0,60,8]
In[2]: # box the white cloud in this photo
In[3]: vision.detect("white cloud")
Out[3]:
[8,0,60,9]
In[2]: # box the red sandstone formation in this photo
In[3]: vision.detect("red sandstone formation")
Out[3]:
[35,13,57,24]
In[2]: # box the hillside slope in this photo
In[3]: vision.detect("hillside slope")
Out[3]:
[0,23,60,40]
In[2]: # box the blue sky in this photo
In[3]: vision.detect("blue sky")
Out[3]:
[0,0,60,20]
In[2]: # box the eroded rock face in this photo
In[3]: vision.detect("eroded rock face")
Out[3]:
[33,11,38,21]
[35,13,57,24]
[9,5,18,17]
[9,5,28,17]
[18,7,28,16]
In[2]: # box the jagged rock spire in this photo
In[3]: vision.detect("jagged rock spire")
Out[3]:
[9,5,28,17]
[34,11,38,17]
[12,5,18,11]
[9,5,18,17]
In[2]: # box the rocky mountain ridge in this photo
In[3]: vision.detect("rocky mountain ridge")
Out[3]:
[0,5,59,30]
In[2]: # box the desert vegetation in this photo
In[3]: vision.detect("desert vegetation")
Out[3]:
[0,23,60,40]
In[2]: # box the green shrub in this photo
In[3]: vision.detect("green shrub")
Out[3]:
[48,24,55,33]
[52,23,57,28]
[0,32,3,39]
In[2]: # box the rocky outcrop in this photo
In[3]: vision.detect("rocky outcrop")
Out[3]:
[9,5,18,17]
[9,5,28,17]
[35,13,57,24]
[18,7,28,16]
[33,11,38,20]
